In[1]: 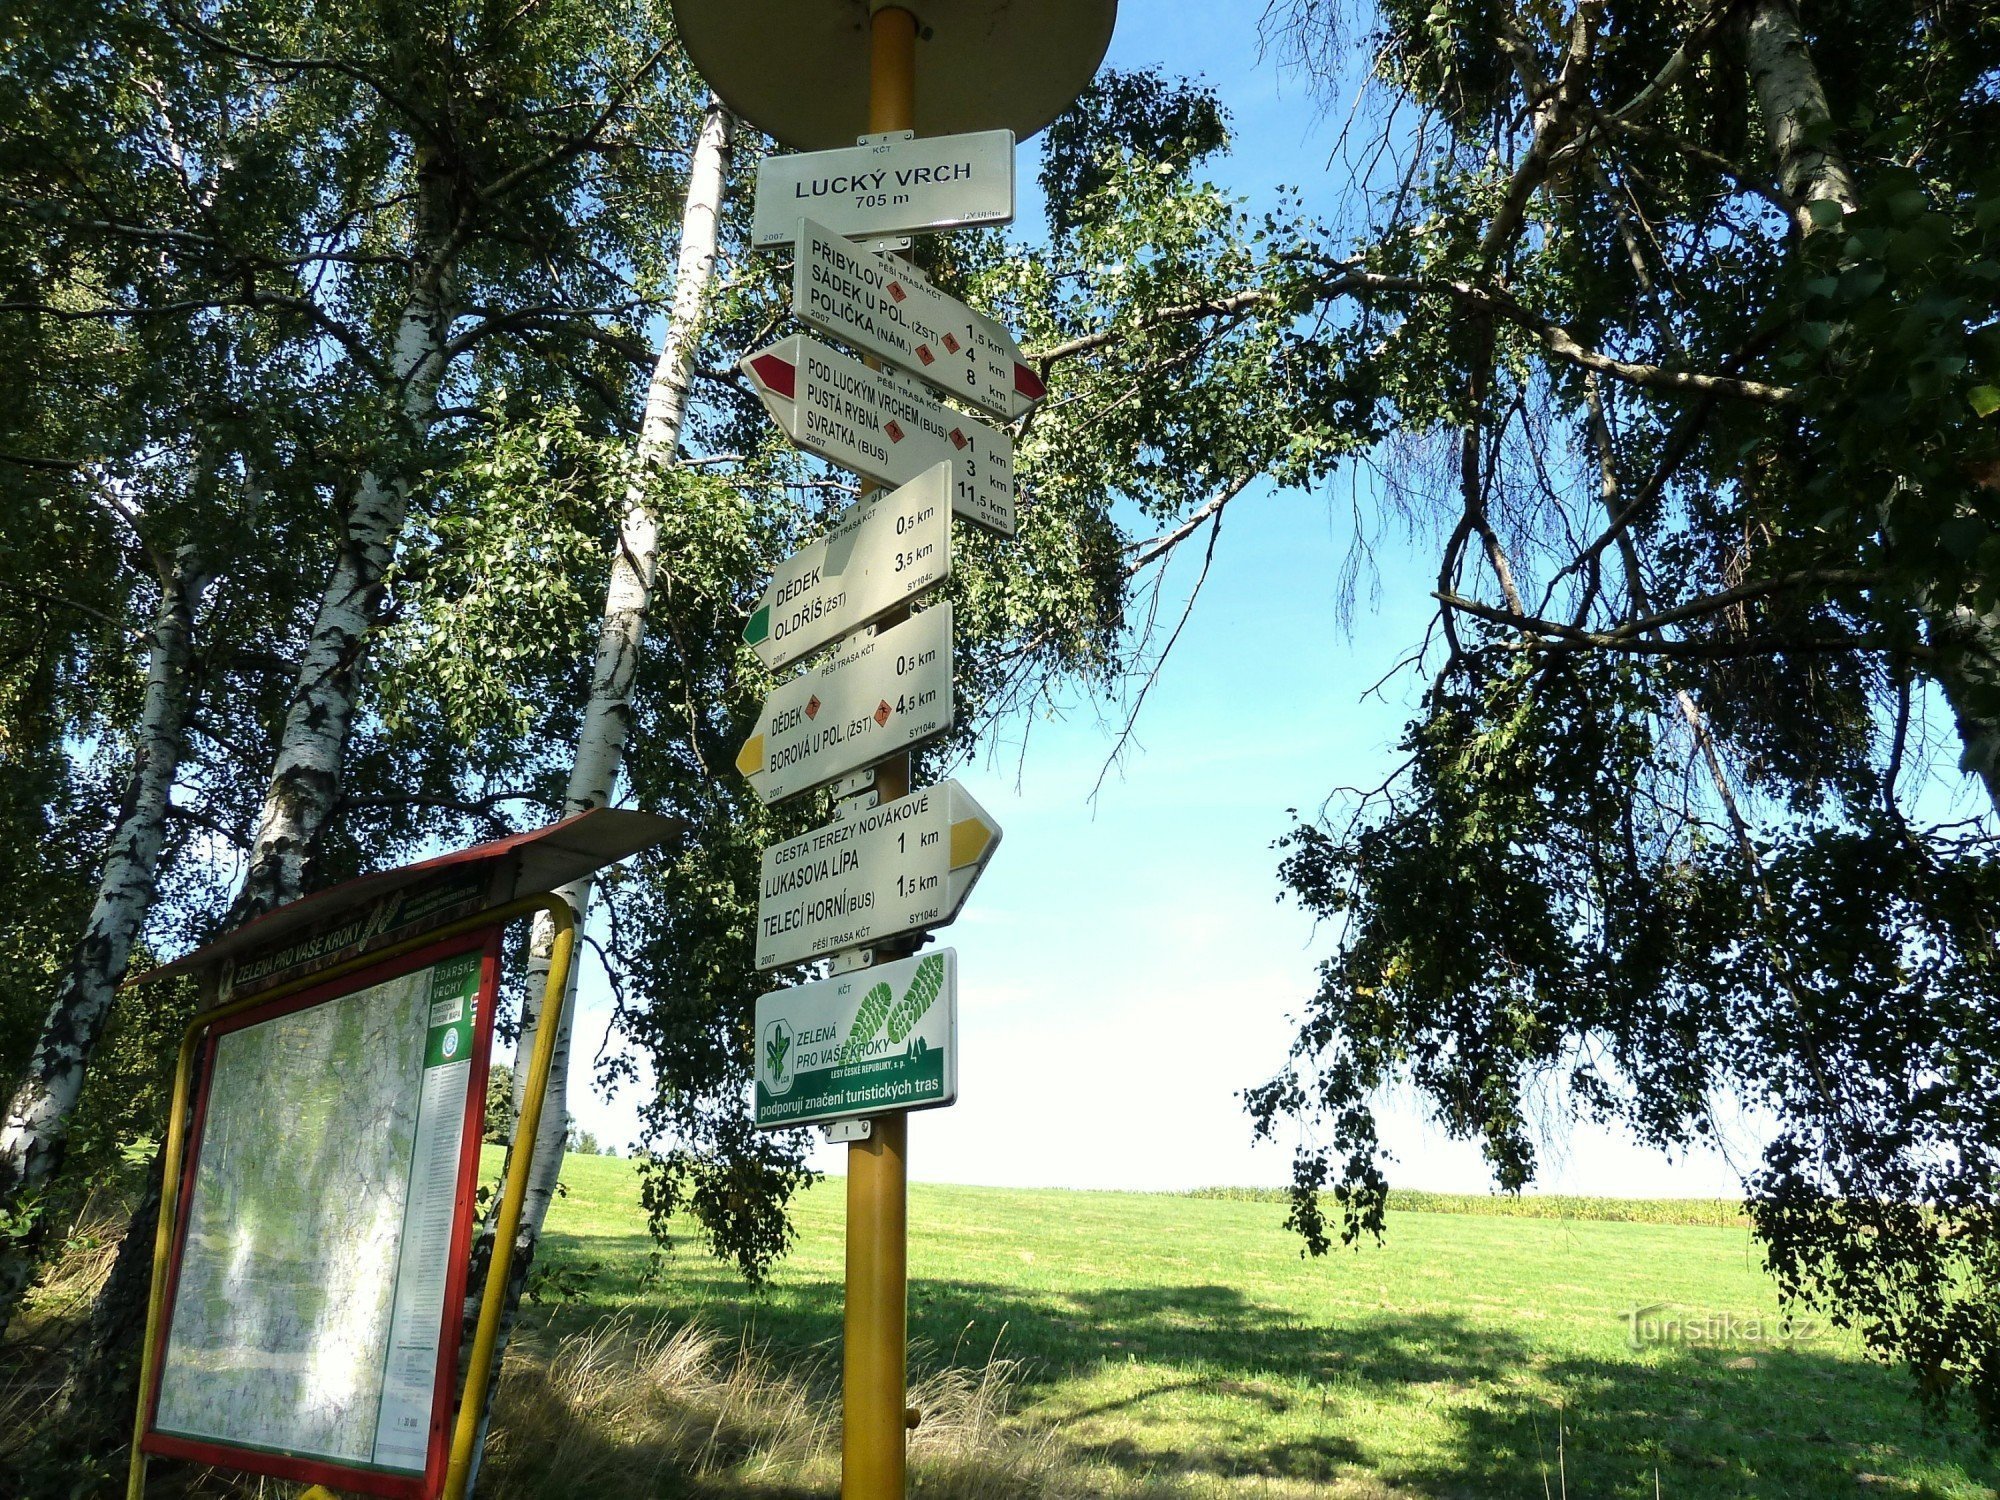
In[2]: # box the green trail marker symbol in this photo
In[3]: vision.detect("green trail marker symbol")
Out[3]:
[754,949,958,1129]
[742,462,952,672]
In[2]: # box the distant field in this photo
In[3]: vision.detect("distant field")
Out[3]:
[1181,1185,1752,1228]
[483,1151,1999,1499]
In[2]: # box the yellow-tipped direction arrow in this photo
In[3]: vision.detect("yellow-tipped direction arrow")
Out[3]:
[753,779,1002,970]
[735,606,953,806]
[949,816,993,870]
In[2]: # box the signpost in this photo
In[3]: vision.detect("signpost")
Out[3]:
[753,130,1016,246]
[744,463,952,672]
[670,2,1115,1493]
[735,604,953,805]
[793,217,1045,420]
[740,334,1016,536]
[754,781,1001,970]
[754,950,958,1129]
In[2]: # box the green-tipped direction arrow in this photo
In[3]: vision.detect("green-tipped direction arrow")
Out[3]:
[741,464,952,671]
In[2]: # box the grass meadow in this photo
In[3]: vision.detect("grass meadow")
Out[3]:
[474,1152,2000,1499]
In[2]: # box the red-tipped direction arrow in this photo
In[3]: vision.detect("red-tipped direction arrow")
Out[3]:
[748,350,796,400]
[791,218,1045,422]
[739,333,1017,537]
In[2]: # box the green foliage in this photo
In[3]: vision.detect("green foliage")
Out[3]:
[1243,0,2000,1439]
[1183,1186,1752,1228]
[1039,69,1229,240]
[486,1063,516,1145]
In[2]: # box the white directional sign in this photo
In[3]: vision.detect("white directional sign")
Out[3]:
[754,950,958,1130]
[755,780,1002,970]
[793,218,1044,421]
[735,605,952,806]
[752,130,1015,248]
[741,334,1015,536]
[743,463,951,672]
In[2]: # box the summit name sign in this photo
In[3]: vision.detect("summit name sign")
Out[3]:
[752,130,1015,248]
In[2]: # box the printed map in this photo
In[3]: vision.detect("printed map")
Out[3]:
[152,952,479,1472]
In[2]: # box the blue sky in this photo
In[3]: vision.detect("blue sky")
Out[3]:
[564,0,1758,1197]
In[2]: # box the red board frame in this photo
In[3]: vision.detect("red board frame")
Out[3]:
[139,927,503,1500]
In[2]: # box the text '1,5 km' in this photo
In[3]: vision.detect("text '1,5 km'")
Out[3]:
[753,781,1000,971]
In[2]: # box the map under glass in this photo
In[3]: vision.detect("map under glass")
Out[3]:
[151,948,483,1476]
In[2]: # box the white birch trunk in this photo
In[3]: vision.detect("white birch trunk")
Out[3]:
[1742,0,1859,236]
[232,152,455,921]
[1741,0,2000,812]
[1927,605,2000,811]
[462,95,733,1485]
[0,543,208,1324]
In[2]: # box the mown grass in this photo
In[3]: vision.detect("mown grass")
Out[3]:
[488,1152,2000,1499]
[1182,1185,1751,1228]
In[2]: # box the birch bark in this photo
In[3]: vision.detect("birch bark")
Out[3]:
[1741,0,1859,237]
[0,542,208,1327]
[1740,0,2000,810]
[460,95,732,1484]
[230,146,457,921]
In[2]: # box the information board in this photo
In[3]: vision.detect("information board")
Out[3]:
[143,932,500,1500]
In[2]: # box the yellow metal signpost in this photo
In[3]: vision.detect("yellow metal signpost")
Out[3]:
[671,3,1115,1495]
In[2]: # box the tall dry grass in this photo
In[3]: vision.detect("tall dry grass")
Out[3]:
[482,1316,1163,1499]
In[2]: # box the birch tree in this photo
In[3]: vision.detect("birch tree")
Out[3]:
[0,0,709,1426]
[0,539,207,1316]
[1218,0,2000,1437]
[456,99,735,1472]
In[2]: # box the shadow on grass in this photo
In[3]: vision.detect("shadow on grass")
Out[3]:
[532,1235,2000,1498]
